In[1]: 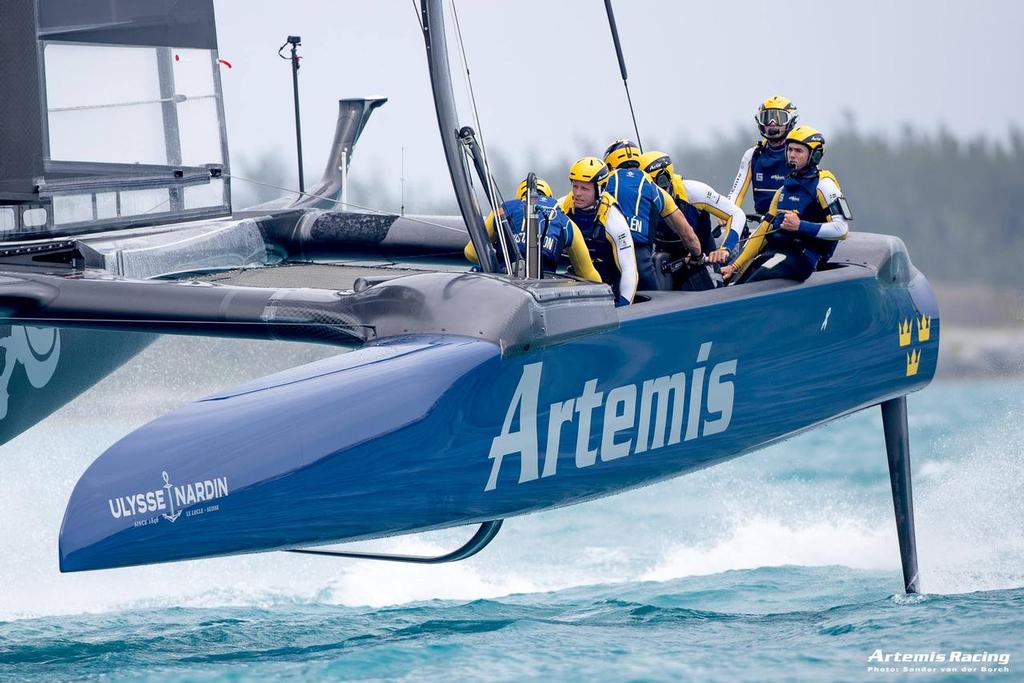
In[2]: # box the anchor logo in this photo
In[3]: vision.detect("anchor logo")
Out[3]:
[107,470,229,522]
[161,471,181,523]
[0,326,61,419]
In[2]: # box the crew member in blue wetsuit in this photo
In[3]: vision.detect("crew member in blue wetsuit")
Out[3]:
[557,157,639,305]
[728,97,800,220]
[638,150,745,265]
[602,139,703,290]
[722,126,851,284]
[464,176,602,283]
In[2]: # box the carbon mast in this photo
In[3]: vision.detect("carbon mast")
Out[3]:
[419,0,497,273]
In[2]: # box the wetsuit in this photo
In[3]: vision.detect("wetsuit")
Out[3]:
[465,196,601,283]
[604,168,679,290]
[659,173,746,254]
[731,168,850,283]
[728,140,791,217]
[559,192,639,305]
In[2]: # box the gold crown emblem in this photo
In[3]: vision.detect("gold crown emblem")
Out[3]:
[916,315,931,342]
[898,319,912,347]
[906,348,921,376]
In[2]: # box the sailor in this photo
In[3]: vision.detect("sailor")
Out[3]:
[722,126,851,283]
[558,157,639,305]
[602,139,703,290]
[728,97,801,220]
[638,150,745,265]
[464,176,602,283]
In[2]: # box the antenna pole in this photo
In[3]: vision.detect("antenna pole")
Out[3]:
[283,36,305,192]
[603,0,642,151]
[525,172,540,279]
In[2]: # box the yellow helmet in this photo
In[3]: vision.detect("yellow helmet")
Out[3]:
[785,125,826,165]
[516,177,553,200]
[568,156,610,186]
[756,96,799,140]
[638,150,674,192]
[603,138,642,169]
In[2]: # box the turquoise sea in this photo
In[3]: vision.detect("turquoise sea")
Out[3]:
[1,339,1021,681]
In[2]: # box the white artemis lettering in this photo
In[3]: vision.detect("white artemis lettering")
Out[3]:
[485,342,738,491]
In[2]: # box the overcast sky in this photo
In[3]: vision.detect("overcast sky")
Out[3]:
[212,0,1023,206]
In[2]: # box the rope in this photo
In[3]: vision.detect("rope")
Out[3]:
[412,0,424,31]
[449,0,518,274]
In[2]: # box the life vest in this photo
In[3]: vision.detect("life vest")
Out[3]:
[604,168,674,247]
[561,193,622,295]
[495,196,574,272]
[750,141,790,215]
[766,168,842,268]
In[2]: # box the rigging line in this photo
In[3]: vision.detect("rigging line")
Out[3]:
[460,139,512,273]
[603,0,643,151]
[48,94,216,113]
[141,197,171,215]
[449,0,513,272]
[224,173,469,235]
[449,0,493,202]
[412,0,425,31]
[460,140,512,274]
[452,0,507,266]
[622,80,643,152]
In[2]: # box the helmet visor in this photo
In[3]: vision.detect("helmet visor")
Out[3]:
[757,109,793,127]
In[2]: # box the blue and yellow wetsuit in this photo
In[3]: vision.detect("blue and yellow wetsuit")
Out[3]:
[728,140,790,217]
[604,168,679,290]
[658,173,746,255]
[464,196,602,282]
[731,168,850,283]
[558,192,639,305]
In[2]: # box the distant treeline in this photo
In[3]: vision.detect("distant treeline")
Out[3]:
[236,125,1024,288]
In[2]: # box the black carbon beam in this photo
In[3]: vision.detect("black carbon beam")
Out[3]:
[0,269,617,353]
[285,520,503,564]
[881,396,920,594]
[0,272,371,347]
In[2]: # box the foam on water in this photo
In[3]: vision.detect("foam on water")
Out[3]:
[916,405,1024,594]
[643,515,897,581]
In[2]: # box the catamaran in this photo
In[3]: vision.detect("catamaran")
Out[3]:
[0,0,935,594]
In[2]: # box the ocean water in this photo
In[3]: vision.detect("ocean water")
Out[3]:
[1,338,1022,681]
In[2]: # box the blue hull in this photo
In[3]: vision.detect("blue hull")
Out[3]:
[59,267,939,571]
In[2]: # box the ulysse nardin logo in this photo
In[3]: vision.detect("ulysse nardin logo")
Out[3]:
[485,341,737,491]
[107,470,229,526]
[0,326,61,419]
